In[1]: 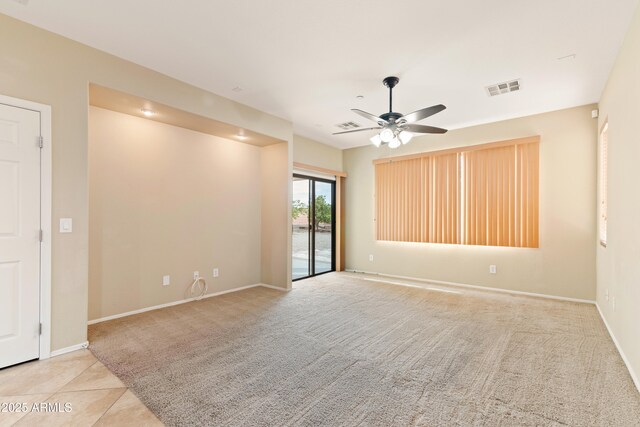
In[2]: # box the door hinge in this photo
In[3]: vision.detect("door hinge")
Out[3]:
[39,323,42,335]
[39,229,43,242]
[38,136,43,149]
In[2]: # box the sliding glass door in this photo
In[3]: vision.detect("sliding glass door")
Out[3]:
[313,180,333,275]
[292,175,335,280]
[292,176,312,279]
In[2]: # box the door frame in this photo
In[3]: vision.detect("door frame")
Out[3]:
[0,94,52,360]
[292,173,336,281]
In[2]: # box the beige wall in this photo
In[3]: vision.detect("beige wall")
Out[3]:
[597,4,640,388]
[343,105,597,300]
[261,142,292,289]
[0,14,292,350]
[89,107,264,320]
[293,134,343,172]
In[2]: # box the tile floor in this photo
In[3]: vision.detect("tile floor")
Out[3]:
[0,350,162,426]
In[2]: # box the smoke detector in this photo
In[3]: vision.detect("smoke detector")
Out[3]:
[486,79,521,97]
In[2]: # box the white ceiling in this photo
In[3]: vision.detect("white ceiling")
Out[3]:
[1,0,637,148]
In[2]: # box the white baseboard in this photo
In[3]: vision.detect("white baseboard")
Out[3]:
[49,341,89,358]
[88,283,263,325]
[596,304,640,393]
[344,270,595,305]
[259,283,291,292]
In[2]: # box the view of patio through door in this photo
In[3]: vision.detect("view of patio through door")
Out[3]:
[292,175,335,280]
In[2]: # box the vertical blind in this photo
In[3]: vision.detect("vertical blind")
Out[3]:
[374,136,539,248]
[433,153,459,244]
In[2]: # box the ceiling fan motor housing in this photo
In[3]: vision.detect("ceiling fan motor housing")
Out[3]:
[380,112,403,123]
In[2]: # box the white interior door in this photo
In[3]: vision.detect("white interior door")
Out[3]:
[0,103,41,368]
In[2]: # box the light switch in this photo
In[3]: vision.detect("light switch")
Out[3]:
[162,275,170,286]
[60,218,73,233]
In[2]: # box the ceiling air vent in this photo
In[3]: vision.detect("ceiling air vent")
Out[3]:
[486,79,521,97]
[335,121,360,130]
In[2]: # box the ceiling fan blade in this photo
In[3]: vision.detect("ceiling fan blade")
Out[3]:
[332,127,382,135]
[402,104,446,123]
[351,109,388,125]
[405,124,448,134]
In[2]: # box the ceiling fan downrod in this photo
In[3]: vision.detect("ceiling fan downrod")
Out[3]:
[383,76,400,114]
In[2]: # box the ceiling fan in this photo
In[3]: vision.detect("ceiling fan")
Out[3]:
[333,76,447,148]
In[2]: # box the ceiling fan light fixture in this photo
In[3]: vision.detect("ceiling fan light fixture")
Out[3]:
[399,130,413,144]
[388,137,401,149]
[332,76,448,146]
[380,128,394,143]
[370,134,382,147]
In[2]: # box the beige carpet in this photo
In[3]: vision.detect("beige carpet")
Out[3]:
[89,272,640,426]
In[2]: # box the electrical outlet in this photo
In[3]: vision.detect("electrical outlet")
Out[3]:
[369,254,374,262]
[213,268,219,278]
[489,265,497,274]
[162,275,170,286]
[193,271,199,280]
[605,288,609,301]
[59,218,73,233]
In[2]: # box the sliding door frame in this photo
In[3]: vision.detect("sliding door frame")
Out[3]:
[292,173,336,281]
